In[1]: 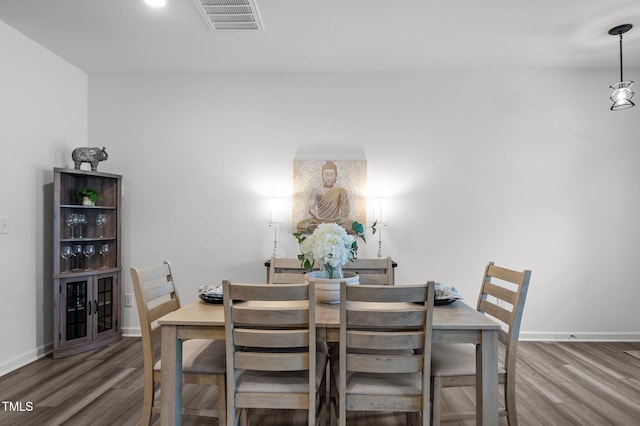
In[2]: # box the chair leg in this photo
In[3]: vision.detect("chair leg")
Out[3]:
[216,375,227,426]
[329,364,338,426]
[141,375,154,426]
[431,376,443,426]
[504,375,518,426]
[421,411,428,426]
[316,375,328,426]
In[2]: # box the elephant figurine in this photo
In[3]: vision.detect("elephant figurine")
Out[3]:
[72,147,108,171]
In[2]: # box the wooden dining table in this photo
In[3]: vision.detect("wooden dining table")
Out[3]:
[159,298,501,426]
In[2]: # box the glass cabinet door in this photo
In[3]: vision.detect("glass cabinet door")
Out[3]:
[95,275,115,334]
[61,278,91,345]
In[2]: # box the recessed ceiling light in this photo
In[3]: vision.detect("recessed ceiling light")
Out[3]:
[144,0,169,7]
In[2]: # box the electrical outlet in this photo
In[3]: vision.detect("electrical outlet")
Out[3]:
[0,217,8,234]
[124,294,134,307]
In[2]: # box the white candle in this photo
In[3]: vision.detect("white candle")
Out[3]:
[268,197,281,223]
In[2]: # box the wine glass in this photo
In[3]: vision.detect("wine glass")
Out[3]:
[99,243,109,268]
[61,246,73,272]
[96,214,106,238]
[65,214,78,239]
[83,245,95,270]
[73,244,83,270]
[76,214,87,238]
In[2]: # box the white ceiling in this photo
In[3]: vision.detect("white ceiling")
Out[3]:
[1,0,639,74]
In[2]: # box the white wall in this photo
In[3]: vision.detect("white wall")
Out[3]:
[89,70,640,341]
[0,20,87,375]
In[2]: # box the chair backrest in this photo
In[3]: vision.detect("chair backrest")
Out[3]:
[476,262,531,370]
[339,281,435,416]
[130,261,180,375]
[268,257,308,284]
[268,256,395,285]
[343,257,395,285]
[222,280,317,424]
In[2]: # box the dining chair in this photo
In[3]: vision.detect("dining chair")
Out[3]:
[268,256,395,285]
[267,257,307,284]
[342,257,395,285]
[222,280,328,426]
[336,281,435,425]
[430,262,531,425]
[130,261,226,425]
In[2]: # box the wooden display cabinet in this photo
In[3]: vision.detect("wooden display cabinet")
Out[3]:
[53,168,122,358]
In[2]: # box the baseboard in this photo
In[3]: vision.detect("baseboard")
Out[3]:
[122,327,141,337]
[520,331,640,342]
[0,342,53,378]
[1,331,141,378]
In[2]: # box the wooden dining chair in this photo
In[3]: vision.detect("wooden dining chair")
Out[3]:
[130,261,226,425]
[268,256,395,285]
[267,257,307,284]
[430,262,531,425]
[342,257,395,285]
[336,281,435,425]
[222,280,328,426]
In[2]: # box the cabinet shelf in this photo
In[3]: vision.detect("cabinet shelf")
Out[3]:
[61,204,117,210]
[60,237,117,243]
[55,267,122,279]
[53,168,122,358]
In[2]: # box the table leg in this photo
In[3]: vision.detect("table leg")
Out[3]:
[476,329,499,425]
[161,324,183,426]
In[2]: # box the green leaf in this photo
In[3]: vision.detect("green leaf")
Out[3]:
[293,232,306,244]
[352,221,364,234]
[76,188,102,203]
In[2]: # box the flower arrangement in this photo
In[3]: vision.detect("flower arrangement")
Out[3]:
[293,221,376,279]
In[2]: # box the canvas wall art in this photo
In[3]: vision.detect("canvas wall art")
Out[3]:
[292,159,367,234]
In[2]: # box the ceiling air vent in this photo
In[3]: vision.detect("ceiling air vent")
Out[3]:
[192,0,264,32]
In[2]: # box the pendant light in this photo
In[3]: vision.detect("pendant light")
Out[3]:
[608,24,634,111]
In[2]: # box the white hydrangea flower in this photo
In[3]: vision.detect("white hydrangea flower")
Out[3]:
[299,223,354,268]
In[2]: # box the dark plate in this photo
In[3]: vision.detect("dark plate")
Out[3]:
[199,294,223,304]
[414,298,459,306]
[435,298,459,306]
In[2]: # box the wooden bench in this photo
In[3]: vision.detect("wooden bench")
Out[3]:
[266,257,396,285]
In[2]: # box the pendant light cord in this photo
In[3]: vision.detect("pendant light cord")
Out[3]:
[619,33,624,82]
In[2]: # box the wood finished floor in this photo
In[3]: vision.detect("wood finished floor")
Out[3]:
[1,338,640,425]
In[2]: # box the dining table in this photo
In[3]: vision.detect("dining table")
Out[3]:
[158,298,500,426]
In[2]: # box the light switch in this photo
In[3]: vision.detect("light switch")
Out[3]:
[0,217,8,234]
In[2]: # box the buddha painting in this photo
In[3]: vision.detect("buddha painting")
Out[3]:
[293,159,366,234]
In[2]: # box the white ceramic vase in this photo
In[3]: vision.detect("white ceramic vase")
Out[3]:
[305,271,359,304]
